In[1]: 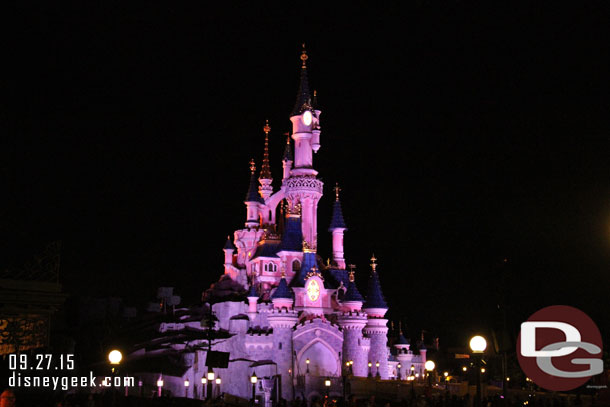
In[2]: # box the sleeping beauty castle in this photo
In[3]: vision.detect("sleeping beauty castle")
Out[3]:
[123,48,429,404]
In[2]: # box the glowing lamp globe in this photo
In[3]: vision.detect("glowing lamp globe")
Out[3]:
[207,372,215,381]
[469,335,487,353]
[250,372,258,384]
[184,379,190,387]
[156,378,164,387]
[425,360,435,372]
[201,378,207,384]
[324,378,331,387]
[108,350,122,365]
[215,377,221,384]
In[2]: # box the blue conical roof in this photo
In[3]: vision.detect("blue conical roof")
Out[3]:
[247,283,259,298]
[328,199,347,231]
[291,51,312,117]
[364,270,388,309]
[245,171,264,204]
[223,236,236,250]
[396,332,409,345]
[283,137,293,162]
[271,276,294,300]
[343,279,364,302]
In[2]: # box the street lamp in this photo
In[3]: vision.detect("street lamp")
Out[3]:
[397,363,402,380]
[375,361,380,378]
[425,360,435,387]
[201,377,207,399]
[107,350,122,405]
[250,371,258,406]
[184,379,190,398]
[215,376,221,398]
[324,377,331,398]
[368,362,372,378]
[156,376,164,398]
[469,335,487,407]
[206,371,215,401]
[306,358,310,374]
[443,371,449,389]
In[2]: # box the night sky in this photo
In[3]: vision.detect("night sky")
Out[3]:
[4,2,610,347]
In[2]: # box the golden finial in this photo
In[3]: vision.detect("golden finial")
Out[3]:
[348,264,356,282]
[281,262,286,278]
[334,182,341,201]
[249,159,256,174]
[300,43,308,68]
[263,119,271,134]
[313,90,317,97]
[370,254,378,272]
[326,258,330,267]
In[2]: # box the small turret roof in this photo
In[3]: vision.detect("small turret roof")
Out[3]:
[245,160,264,204]
[291,45,313,117]
[363,255,388,309]
[396,332,410,345]
[271,276,293,300]
[223,236,236,250]
[329,183,347,230]
[247,283,259,298]
[343,279,364,302]
[282,136,293,162]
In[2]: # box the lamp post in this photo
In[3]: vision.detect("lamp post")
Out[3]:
[324,377,331,398]
[215,376,221,398]
[184,379,190,398]
[397,363,402,380]
[250,371,258,406]
[368,362,372,378]
[443,371,449,390]
[156,376,164,398]
[306,358,310,374]
[206,371,215,401]
[469,335,487,407]
[108,350,122,405]
[375,361,380,378]
[201,377,207,399]
[425,360,435,388]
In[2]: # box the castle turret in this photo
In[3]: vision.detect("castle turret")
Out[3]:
[363,255,389,379]
[338,267,368,377]
[223,236,236,278]
[285,45,323,248]
[258,120,274,203]
[246,283,259,319]
[282,136,293,181]
[245,159,264,228]
[329,183,347,269]
[268,272,298,399]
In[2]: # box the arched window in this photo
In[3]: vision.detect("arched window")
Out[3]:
[270,263,278,272]
[292,259,301,272]
[264,263,269,272]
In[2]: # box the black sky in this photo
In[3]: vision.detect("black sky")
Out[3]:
[3,2,610,347]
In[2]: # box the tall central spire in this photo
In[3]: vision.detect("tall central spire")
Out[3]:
[291,44,312,117]
[259,120,272,180]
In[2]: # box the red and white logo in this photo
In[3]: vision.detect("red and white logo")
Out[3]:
[517,305,603,391]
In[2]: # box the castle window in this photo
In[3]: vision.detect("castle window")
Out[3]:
[279,342,282,350]
[264,262,278,273]
[292,259,301,272]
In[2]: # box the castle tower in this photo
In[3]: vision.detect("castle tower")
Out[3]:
[259,120,274,203]
[285,45,323,249]
[282,135,293,181]
[328,183,347,269]
[362,255,390,379]
[223,236,236,279]
[245,159,264,228]
[268,273,298,399]
[338,267,368,377]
